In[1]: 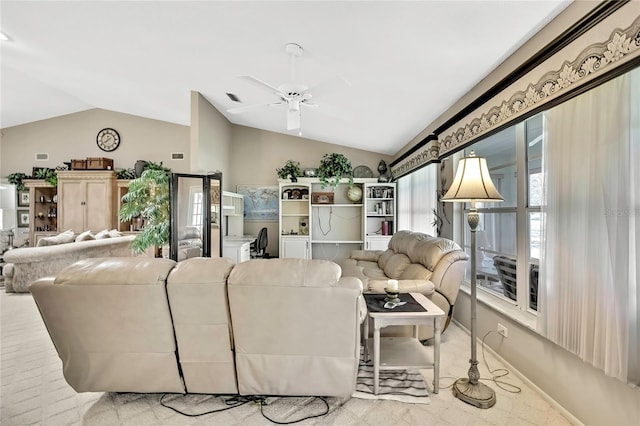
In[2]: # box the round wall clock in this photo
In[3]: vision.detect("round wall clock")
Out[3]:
[96,128,121,152]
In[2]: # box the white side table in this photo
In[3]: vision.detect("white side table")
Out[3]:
[363,292,445,394]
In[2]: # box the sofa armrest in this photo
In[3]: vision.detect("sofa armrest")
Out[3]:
[338,276,366,323]
[349,250,383,262]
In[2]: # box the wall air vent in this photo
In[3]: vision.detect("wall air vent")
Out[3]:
[35,153,49,161]
[226,92,241,102]
[171,152,185,160]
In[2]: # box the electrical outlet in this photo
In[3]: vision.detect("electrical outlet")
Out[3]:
[497,323,508,338]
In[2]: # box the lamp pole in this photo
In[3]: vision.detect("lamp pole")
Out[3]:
[442,152,501,409]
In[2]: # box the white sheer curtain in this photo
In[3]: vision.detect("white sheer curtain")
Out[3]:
[539,68,639,385]
[397,164,437,235]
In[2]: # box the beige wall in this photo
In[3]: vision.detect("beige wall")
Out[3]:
[0,108,191,176]
[229,124,392,257]
[190,92,231,185]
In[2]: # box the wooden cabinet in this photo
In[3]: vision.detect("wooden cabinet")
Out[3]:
[281,236,310,259]
[23,180,57,245]
[57,171,117,233]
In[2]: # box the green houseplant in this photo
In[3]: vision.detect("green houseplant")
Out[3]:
[317,153,353,189]
[34,168,59,187]
[276,160,302,182]
[118,161,171,255]
[7,172,28,191]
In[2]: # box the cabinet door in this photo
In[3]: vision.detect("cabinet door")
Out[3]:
[59,180,85,233]
[85,180,111,232]
[366,236,392,251]
[281,237,310,259]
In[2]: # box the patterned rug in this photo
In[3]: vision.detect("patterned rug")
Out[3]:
[353,362,431,404]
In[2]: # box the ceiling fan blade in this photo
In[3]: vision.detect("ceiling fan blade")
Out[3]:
[238,75,285,96]
[287,109,301,130]
[304,75,350,101]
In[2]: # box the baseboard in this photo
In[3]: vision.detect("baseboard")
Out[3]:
[451,319,584,426]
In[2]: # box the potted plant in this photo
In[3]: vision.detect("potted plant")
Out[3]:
[317,153,353,189]
[276,160,302,182]
[118,161,171,255]
[34,168,59,187]
[7,172,28,191]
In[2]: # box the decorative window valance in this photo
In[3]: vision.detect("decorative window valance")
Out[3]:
[391,13,640,180]
[439,16,640,158]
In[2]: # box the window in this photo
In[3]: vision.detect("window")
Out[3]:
[190,189,203,227]
[459,114,542,312]
[397,164,438,235]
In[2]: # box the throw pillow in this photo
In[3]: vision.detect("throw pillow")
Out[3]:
[108,229,124,238]
[75,230,95,242]
[37,229,76,247]
[94,229,111,239]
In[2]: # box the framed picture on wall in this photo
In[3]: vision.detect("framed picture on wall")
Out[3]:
[17,210,29,227]
[18,191,30,207]
[236,185,279,221]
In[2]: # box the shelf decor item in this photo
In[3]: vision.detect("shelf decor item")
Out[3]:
[442,151,503,409]
[311,192,334,204]
[276,160,302,182]
[317,153,353,189]
[346,185,363,203]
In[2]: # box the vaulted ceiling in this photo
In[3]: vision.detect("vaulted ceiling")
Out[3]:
[1,1,571,155]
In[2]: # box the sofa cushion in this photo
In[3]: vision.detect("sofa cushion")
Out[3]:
[383,253,412,279]
[362,266,388,280]
[377,249,395,270]
[95,229,111,239]
[408,237,462,271]
[54,257,176,286]
[75,230,95,242]
[108,229,124,238]
[37,229,76,247]
[178,226,201,240]
[388,230,431,255]
[399,263,432,280]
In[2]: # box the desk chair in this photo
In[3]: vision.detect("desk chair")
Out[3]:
[250,227,268,258]
[492,255,517,301]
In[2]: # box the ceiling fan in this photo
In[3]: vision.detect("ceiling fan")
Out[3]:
[227,43,349,134]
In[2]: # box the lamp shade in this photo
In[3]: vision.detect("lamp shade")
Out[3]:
[442,152,504,202]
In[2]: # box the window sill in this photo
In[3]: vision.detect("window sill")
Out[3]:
[459,281,537,332]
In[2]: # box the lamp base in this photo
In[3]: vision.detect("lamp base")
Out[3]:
[452,378,496,409]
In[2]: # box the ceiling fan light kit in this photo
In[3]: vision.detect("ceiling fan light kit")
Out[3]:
[227,42,348,134]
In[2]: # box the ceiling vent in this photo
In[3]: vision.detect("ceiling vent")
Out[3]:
[35,153,49,161]
[226,93,241,102]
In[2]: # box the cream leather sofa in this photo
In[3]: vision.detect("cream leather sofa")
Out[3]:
[30,257,364,397]
[341,230,468,333]
[3,235,136,293]
[228,259,364,397]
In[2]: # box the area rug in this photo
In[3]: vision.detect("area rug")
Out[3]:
[353,362,431,404]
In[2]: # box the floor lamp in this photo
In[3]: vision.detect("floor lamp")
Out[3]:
[442,151,503,409]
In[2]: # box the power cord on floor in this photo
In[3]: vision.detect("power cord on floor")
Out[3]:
[435,330,522,394]
[479,330,521,394]
[160,393,330,424]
